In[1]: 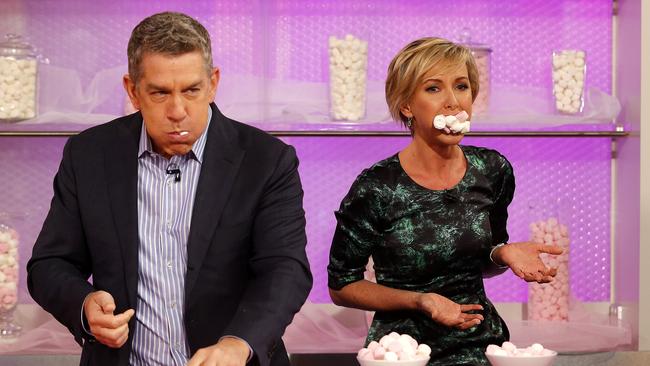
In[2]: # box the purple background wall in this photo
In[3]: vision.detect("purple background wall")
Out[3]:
[0,0,616,304]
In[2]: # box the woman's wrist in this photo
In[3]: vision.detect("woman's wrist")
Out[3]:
[490,243,509,268]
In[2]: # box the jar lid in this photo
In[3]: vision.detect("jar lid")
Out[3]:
[0,33,38,57]
[457,28,492,53]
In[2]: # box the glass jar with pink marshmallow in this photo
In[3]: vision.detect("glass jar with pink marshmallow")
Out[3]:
[0,213,20,339]
[526,201,571,322]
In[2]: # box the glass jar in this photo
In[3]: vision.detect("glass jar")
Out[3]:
[526,201,571,322]
[328,34,368,121]
[0,215,20,339]
[552,49,586,114]
[0,33,40,122]
[459,30,492,116]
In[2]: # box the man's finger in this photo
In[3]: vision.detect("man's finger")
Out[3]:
[114,309,135,324]
[92,291,117,314]
[91,312,128,329]
[92,322,128,341]
[187,350,207,366]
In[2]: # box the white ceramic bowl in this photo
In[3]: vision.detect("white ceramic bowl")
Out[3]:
[485,350,557,366]
[357,356,430,366]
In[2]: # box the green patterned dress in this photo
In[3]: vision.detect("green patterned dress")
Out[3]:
[328,145,515,366]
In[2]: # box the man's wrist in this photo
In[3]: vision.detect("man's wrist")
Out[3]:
[219,336,253,362]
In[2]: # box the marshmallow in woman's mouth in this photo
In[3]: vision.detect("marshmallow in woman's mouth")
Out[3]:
[432,111,471,134]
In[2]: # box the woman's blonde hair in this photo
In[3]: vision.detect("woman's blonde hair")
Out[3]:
[385,37,479,127]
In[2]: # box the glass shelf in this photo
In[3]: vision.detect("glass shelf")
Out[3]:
[0,120,628,138]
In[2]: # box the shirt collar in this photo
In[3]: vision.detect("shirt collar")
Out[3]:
[138,106,212,163]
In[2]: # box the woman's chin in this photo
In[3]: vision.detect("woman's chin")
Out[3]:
[435,131,465,145]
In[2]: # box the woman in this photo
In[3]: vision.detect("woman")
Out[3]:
[327,37,563,365]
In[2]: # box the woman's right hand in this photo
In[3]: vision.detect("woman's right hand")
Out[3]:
[415,293,484,330]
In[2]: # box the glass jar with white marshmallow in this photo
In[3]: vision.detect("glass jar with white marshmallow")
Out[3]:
[328,34,368,122]
[0,34,41,122]
[552,50,586,114]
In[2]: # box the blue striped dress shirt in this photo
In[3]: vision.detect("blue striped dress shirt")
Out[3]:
[130,109,210,366]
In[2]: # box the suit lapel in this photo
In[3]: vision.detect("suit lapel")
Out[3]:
[185,104,245,299]
[105,115,141,309]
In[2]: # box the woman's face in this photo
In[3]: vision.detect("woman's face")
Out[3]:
[401,61,473,146]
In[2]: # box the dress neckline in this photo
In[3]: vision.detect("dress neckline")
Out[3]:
[395,145,471,193]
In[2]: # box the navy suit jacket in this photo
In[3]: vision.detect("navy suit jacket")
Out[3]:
[27,103,312,366]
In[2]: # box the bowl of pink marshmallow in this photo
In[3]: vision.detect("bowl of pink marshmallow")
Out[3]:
[485,342,557,366]
[356,332,430,366]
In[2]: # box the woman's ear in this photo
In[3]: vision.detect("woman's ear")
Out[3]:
[400,104,413,118]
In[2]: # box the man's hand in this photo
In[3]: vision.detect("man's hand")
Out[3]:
[83,290,135,348]
[415,292,484,330]
[494,242,563,283]
[187,337,251,366]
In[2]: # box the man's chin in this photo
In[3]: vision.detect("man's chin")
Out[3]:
[162,144,194,158]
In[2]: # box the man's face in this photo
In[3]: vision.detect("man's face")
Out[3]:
[124,51,219,159]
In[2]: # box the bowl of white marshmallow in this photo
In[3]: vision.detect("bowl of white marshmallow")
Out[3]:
[356,332,431,366]
[485,342,557,366]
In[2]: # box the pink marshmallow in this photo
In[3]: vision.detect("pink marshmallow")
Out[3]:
[367,341,380,352]
[373,346,386,360]
[455,110,469,122]
[387,340,403,353]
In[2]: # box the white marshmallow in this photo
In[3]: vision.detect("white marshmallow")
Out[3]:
[329,34,367,121]
[433,115,446,129]
[384,352,398,361]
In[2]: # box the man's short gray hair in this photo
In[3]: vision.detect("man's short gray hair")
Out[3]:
[127,12,213,84]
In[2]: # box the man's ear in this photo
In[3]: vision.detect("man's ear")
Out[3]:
[123,74,141,110]
[209,67,220,100]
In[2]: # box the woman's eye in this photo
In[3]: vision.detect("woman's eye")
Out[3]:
[456,83,469,90]
[426,86,439,92]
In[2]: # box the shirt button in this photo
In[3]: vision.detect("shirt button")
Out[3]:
[167,260,172,269]
[166,179,173,186]
[170,301,177,309]
[175,342,182,350]
[166,221,172,229]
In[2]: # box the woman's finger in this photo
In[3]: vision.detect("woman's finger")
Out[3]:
[538,244,563,255]
[459,304,483,312]
[456,318,482,330]
[460,313,484,322]
[512,267,526,279]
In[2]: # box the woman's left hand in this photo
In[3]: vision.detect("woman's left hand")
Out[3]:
[492,242,563,283]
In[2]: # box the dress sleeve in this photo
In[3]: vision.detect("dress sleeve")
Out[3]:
[489,153,515,245]
[327,172,383,290]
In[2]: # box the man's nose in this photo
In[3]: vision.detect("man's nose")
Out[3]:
[167,94,187,122]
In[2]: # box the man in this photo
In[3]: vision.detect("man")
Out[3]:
[27,12,312,366]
